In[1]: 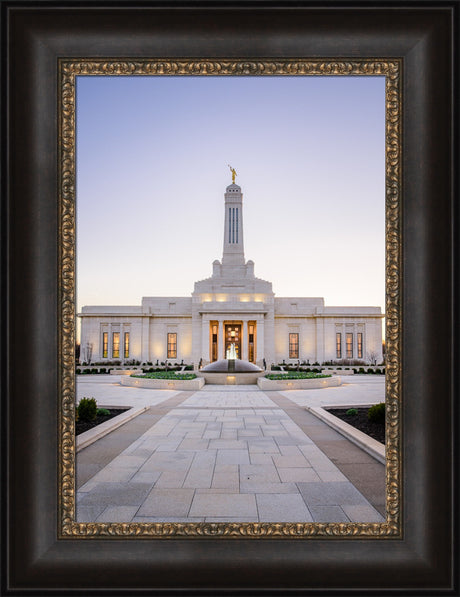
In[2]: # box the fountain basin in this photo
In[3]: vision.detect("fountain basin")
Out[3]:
[198,358,265,385]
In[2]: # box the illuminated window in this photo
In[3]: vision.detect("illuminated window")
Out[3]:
[289,333,299,359]
[211,323,218,362]
[102,332,108,358]
[336,333,342,359]
[112,332,120,358]
[167,333,177,359]
[357,333,363,359]
[124,332,130,358]
[248,322,255,363]
[346,333,353,358]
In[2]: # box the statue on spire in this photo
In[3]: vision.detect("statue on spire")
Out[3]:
[228,164,237,184]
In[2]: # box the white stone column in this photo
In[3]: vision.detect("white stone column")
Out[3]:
[108,323,112,359]
[141,317,150,362]
[201,316,209,364]
[191,307,202,367]
[316,318,324,364]
[241,318,248,361]
[354,323,357,359]
[257,315,264,366]
[264,310,275,365]
[218,320,224,360]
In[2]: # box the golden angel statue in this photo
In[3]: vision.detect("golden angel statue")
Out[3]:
[228,164,237,184]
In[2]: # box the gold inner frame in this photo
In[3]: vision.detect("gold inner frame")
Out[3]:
[58,59,401,538]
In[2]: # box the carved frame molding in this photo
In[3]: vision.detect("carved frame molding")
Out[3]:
[58,58,401,538]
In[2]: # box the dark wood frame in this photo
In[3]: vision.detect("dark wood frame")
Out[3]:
[3,2,458,593]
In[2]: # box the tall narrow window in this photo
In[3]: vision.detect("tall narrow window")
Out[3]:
[124,332,130,358]
[211,323,218,362]
[112,332,120,358]
[346,333,353,358]
[236,207,238,243]
[228,207,231,242]
[248,322,255,363]
[102,332,108,358]
[232,208,235,243]
[357,333,363,359]
[167,333,177,359]
[289,333,299,359]
[336,333,342,359]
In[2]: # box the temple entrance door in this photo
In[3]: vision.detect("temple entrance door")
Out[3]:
[225,324,242,359]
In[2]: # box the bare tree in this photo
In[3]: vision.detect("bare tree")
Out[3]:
[366,350,378,366]
[82,342,94,365]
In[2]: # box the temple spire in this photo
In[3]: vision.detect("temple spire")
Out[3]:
[222,177,245,267]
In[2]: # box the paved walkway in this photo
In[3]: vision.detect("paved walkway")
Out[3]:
[76,377,385,524]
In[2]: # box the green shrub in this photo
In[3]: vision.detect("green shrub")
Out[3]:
[97,408,110,416]
[77,397,98,422]
[99,367,106,373]
[265,372,331,380]
[359,367,365,374]
[346,408,358,416]
[368,402,385,424]
[132,372,197,380]
[91,368,98,374]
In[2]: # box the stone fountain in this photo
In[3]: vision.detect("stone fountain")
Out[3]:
[198,343,264,385]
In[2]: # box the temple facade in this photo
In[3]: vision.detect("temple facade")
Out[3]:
[79,180,383,367]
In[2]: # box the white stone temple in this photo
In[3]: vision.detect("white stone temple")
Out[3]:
[79,176,384,367]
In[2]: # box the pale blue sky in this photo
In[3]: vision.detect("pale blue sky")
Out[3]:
[76,75,385,332]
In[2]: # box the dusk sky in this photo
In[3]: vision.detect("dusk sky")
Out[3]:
[76,75,385,338]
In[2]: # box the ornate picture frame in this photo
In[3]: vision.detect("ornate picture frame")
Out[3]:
[60,58,401,538]
[4,3,456,593]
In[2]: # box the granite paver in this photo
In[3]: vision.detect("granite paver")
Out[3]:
[76,380,385,523]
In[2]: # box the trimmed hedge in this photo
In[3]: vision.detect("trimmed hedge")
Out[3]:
[265,372,331,380]
[368,402,385,424]
[77,397,98,422]
[132,372,197,380]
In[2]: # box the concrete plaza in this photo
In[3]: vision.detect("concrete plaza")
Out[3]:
[76,376,386,524]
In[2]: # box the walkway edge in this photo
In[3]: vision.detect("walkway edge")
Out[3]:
[306,406,386,464]
[76,406,149,452]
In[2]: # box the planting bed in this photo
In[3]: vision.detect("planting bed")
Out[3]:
[76,408,129,435]
[326,407,385,444]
